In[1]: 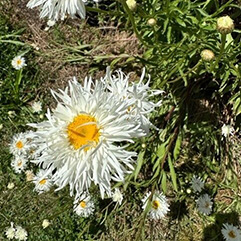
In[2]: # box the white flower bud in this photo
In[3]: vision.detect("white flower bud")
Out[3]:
[217,16,234,34]
[126,0,137,11]
[147,18,157,26]
[201,49,215,61]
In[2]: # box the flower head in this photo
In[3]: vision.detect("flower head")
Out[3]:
[10,133,30,156]
[33,169,53,194]
[217,16,234,34]
[222,124,234,138]
[196,194,213,215]
[5,222,15,240]
[147,18,157,26]
[11,155,28,174]
[11,56,26,70]
[142,191,169,220]
[221,223,241,241]
[112,188,123,205]
[27,0,86,21]
[32,101,42,113]
[126,0,137,11]
[28,74,146,198]
[42,219,50,229]
[7,182,15,190]
[191,175,204,193]
[201,49,215,61]
[15,226,28,241]
[73,192,95,217]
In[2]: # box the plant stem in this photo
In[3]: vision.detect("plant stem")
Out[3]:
[15,68,23,101]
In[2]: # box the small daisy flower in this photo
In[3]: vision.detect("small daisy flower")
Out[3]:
[11,56,26,70]
[32,101,42,113]
[222,124,234,138]
[142,191,170,220]
[33,169,53,194]
[196,194,213,215]
[112,188,123,205]
[15,226,28,241]
[9,133,30,156]
[74,192,95,217]
[11,155,28,174]
[222,223,241,241]
[191,175,204,193]
[42,219,50,229]
[5,222,15,239]
[27,0,86,21]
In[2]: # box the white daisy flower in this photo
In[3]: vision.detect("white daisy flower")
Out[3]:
[27,0,86,21]
[221,124,234,138]
[11,155,28,174]
[5,222,15,240]
[73,192,95,217]
[142,191,169,220]
[222,223,241,241]
[11,56,26,70]
[32,101,42,113]
[33,169,53,194]
[196,194,213,215]
[112,188,123,205]
[103,68,163,134]
[15,226,28,241]
[191,175,204,193]
[9,133,30,156]
[28,76,144,198]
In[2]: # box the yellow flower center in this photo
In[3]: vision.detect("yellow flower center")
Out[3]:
[16,59,22,65]
[17,161,22,167]
[16,141,23,149]
[228,230,236,238]
[205,202,210,208]
[67,114,100,151]
[152,200,160,210]
[39,179,47,185]
[80,201,86,208]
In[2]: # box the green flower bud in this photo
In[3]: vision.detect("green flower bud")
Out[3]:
[201,49,215,61]
[147,18,157,26]
[217,16,234,34]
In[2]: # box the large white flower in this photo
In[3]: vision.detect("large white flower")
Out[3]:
[196,194,213,215]
[28,77,144,198]
[27,0,86,21]
[142,191,169,220]
[221,223,241,241]
[103,68,163,134]
[73,192,95,217]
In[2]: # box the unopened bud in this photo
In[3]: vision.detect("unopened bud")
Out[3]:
[126,0,137,11]
[217,16,234,34]
[141,143,146,148]
[147,18,157,26]
[186,188,191,194]
[201,49,215,61]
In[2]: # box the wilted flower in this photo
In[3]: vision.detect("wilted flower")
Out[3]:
[201,49,215,61]
[217,16,234,34]
[112,188,123,205]
[25,170,35,182]
[42,219,50,229]
[196,194,213,215]
[7,182,15,190]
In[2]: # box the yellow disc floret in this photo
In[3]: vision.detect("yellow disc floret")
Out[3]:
[152,200,160,210]
[39,179,47,185]
[80,201,86,208]
[16,141,24,149]
[228,231,236,238]
[67,114,100,150]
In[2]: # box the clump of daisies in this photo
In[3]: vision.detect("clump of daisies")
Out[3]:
[221,223,241,241]
[5,223,28,241]
[26,68,162,199]
[142,191,169,220]
[196,193,213,215]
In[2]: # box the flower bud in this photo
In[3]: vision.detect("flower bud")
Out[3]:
[141,143,146,148]
[126,0,137,11]
[186,188,191,194]
[147,18,157,26]
[42,219,50,229]
[217,16,234,34]
[201,49,215,61]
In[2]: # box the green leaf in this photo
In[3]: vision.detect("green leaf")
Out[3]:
[173,134,182,160]
[168,155,178,192]
[161,170,167,193]
[134,151,145,181]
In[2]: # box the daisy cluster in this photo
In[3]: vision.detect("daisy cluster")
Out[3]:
[5,223,28,240]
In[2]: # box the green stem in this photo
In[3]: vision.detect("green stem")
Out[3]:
[15,68,23,101]
[211,34,226,72]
